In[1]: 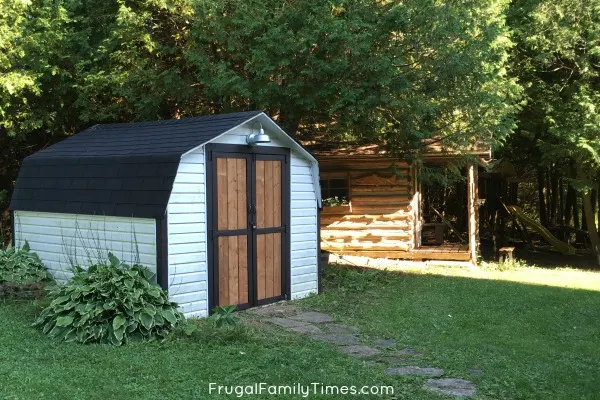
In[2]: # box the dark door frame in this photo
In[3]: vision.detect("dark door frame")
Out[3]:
[206,144,291,313]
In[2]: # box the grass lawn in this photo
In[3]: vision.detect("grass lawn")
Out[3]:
[1,263,599,399]
[303,263,600,399]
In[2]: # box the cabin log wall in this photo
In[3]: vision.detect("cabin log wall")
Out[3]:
[320,159,416,258]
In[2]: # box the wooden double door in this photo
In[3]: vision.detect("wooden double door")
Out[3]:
[207,145,290,311]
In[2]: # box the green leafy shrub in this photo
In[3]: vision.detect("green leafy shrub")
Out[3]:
[0,242,53,299]
[0,242,53,285]
[210,305,239,328]
[33,253,184,345]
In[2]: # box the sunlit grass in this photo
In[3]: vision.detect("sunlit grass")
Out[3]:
[405,263,600,291]
[335,257,600,292]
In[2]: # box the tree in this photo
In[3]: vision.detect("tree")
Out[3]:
[186,0,521,152]
[186,0,395,136]
[72,0,197,122]
[0,0,74,214]
[374,0,521,157]
[507,0,600,264]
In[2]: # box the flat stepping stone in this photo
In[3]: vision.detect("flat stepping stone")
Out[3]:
[288,325,322,334]
[267,317,308,328]
[312,333,359,345]
[324,323,358,334]
[247,304,298,316]
[423,378,476,397]
[340,345,380,357]
[385,366,444,377]
[289,311,334,324]
[375,338,397,348]
[467,369,483,376]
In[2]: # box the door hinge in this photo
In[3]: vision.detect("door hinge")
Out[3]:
[209,230,215,240]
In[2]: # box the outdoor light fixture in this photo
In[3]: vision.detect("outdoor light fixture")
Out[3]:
[247,122,271,146]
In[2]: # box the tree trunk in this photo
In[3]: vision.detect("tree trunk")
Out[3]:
[537,167,548,226]
[546,168,552,224]
[574,194,580,230]
[582,194,587,231]
[597,188,600,239]
[509,182,519,205]
[559,177,564,227]
[565,183,574,226]
[550,168,558,225]
[582,190,600,266]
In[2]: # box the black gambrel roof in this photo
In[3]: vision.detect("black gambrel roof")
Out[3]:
[10,111,262,218]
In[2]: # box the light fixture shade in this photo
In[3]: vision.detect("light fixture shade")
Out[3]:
[247,126,271,146]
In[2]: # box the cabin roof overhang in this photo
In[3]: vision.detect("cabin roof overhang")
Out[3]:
[304,141,492,164]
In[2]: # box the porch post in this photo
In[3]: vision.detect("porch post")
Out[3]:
[467,162,479,264]
[411,162,422,250]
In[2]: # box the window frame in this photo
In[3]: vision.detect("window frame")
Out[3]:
[320,172,351,210]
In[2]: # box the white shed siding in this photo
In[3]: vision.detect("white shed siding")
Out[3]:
[289,156,319,298]
[166,147,208,318]
[13,211,156,282]
[212,125,319,300]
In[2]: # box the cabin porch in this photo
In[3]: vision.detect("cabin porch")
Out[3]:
[309,143,484,264]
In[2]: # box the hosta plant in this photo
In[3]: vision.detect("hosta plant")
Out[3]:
[0,242,53,285]
[210,305,239,328]
[34,253,184,345]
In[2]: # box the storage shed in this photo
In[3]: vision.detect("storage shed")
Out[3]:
[10,111,321,317]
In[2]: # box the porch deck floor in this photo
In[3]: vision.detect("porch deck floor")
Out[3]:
[415,243,469,252]
[410,243,470,261]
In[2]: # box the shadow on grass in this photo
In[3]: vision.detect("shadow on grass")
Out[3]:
[479,239,599,270]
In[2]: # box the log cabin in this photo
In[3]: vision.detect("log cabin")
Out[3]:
[307,142,491,263]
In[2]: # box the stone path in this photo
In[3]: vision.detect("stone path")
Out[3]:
[424,379,477,397]
[245,303,479,398]
[385,366,445,377]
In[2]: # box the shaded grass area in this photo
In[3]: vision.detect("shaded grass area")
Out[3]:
[0,301,396,400]
[302,265,600,399]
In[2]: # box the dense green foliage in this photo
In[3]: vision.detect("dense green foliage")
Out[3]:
[33,254,183,345]
[0,242,52,285]
[504,0,600,261]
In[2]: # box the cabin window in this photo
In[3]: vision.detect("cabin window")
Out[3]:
[320,174,350,207]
